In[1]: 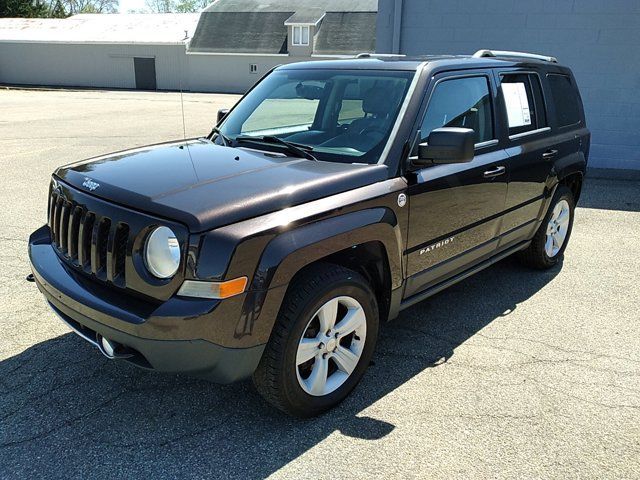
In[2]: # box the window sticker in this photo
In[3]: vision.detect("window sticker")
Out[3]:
[502,82,532,127]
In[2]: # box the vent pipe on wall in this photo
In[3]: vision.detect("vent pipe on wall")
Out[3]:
[392,0,403,54]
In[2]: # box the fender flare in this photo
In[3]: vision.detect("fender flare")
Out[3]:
[253,207,403,291]
[235,207,404,344]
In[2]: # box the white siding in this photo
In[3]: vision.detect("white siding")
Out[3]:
[0,43,186,90]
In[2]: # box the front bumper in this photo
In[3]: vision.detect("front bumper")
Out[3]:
[28,225,265,383]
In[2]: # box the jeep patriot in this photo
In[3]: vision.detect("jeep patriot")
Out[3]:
[29,50,590,416]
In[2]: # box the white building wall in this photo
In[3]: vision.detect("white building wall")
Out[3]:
[0,42,337,94]
[186,53,337,93]
[0,42,186,90]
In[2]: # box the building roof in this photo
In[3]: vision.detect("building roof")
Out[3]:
[190,11,290,53]
[314,12,376,55]
[202,0,376,13]
[0,14,200,45]
[189,0,377,54]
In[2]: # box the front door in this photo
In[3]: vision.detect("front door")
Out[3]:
[404,72,509,299]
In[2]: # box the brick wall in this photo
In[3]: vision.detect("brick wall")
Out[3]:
[376,0,640,170]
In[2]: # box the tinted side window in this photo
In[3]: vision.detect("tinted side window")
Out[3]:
[547,74,581,127]
[420,76,494,144]
[500,73,546,136]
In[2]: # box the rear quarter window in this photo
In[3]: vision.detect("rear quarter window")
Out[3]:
[500,73,547,136]
[547,74,581,127]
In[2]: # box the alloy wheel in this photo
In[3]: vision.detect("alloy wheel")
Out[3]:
[295,296,367,396]
[545,199,571,257]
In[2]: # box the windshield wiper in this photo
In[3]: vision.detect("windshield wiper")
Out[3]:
[210,127,232,147]
[234,135,318,161]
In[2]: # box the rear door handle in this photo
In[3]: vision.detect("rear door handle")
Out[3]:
[483,166,506,178]
[542,149,558,160]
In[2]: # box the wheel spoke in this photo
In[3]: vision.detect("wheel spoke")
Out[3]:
[556,209,570,225]
[316,298,338,332]
[552,232,562,253]
[296,338,319,365]
[332,346,359,375]
[545,234,554,257]
[558,224,568,238]
[306,356,329,395]
[335,307,365,337]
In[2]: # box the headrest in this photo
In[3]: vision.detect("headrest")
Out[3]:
[362,86,396,116]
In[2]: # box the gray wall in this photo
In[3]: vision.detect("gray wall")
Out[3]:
[376,0,640,170]
[0,42,186,90]
[187,53,290,93]
[186,52,337,93]
[0,42,333,94]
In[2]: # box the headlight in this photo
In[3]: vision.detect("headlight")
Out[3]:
[144,226,180,279]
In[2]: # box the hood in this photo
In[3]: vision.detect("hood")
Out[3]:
[54,139,389,232]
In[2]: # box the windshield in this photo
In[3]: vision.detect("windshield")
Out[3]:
[217,69,414,164]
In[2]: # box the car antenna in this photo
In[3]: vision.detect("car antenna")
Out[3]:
[179,30,189,140]
[179,30,199,181]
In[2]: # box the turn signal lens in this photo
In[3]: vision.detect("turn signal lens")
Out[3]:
[177,277,248,299]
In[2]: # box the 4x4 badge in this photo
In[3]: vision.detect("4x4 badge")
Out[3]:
[397,193,407,207]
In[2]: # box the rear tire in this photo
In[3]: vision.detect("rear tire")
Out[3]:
[518,185,575,269]
[253,263,379,417]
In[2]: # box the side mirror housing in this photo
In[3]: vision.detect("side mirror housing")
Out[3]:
[414,127,475,166]
[217,108,229,124]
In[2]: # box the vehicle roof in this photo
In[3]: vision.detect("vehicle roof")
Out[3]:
[278,54,568,72]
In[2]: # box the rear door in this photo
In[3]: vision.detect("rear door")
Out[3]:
[493,69,554,249]
[404,71,509,299]
[544,72,590,175]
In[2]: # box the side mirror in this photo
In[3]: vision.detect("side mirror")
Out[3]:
[217,108,229,124]
[415,127,475,166]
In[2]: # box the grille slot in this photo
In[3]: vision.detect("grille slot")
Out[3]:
[51,196,63,246]
[113,223,129,281]
[48,189,129,288]
[79,212,95,269]
[91,217,111,277]
[67,206,82,261]
[58,202,71,253]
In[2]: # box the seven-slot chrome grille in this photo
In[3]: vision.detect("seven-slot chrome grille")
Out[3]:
[48,188,130,287]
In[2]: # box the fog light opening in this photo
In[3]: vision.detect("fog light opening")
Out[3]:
[99,335,116,357]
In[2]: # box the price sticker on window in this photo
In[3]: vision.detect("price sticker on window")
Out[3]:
[502,82,532,128]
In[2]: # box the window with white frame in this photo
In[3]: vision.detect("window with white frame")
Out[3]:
[292,25,310,46]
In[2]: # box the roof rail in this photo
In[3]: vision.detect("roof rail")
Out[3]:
[473,49,558,63]
[356,53,407,59]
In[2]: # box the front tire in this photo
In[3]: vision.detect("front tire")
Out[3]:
[519,185,575,269]
[253,264,379,417]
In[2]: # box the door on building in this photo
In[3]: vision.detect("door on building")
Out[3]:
[134,57,157,90]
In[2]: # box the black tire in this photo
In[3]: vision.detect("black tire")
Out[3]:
[253,263,379,417]
[518,185,575,269]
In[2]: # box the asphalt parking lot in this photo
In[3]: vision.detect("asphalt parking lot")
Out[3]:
[1,88,639,479]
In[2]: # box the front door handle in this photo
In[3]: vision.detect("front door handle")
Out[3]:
[483,166,506,178]
[542,149,558,160]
